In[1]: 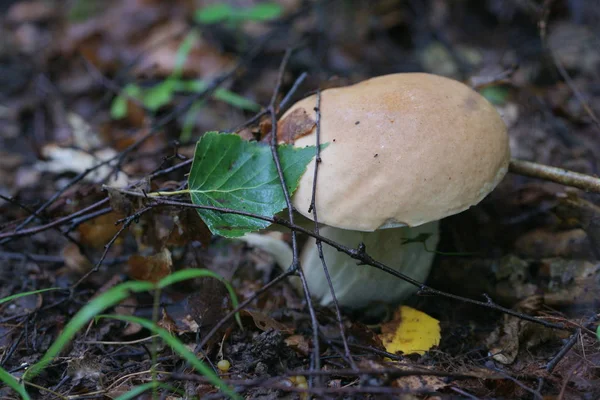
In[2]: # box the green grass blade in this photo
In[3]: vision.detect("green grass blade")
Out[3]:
[0,366,30,400]
[98,314,241,400]
[0,288,61,306]
[157,269,243,330]
[24,280,154,380]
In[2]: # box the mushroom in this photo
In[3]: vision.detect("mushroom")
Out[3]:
[275,72,510,309]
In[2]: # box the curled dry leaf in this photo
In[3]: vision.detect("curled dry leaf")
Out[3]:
[284,334,311,357]
[158,308,178,335]
[486,296,557,364]
[127,248,173,283]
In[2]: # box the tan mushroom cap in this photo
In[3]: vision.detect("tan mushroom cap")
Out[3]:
[281,73,510,231]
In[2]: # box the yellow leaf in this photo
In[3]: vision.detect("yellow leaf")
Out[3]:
[379,306,441,356]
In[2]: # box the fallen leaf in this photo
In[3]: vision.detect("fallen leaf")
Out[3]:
[277,107,316,144]
[114,296,142,336]
[184,277,232,331]
[486,296,557,364]
[158,308,178,335]
[61,242,92,274]
[127,248,173,283]
[379,306,441,356]
[78,211,124,248]
[166,208,212,247]
[554,191,600,258]
[241,310,294,334]
[36,144,129,187]
[284,334,311,356]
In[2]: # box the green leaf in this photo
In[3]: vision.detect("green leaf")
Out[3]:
[111,84,143,119]
[24,280,155,380]
[0,365,30,400]
[0,287,61,306]
[144,79,177,111]
[188,132,320,238]
[195,4,234,24]
[480,85,509,105]
[174,80,260,112]
[242,3,282,21]
[173,31,199,78]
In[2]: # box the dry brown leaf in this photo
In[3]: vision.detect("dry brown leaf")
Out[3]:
[284,334,311,356]
[61,242,93,274]
[166,208,212,247]
[158,308,178,335]
[114,296,142,336]
[486,296,557,364]
[277,107,316,144]
[241,310,294,334]
[127,248,173,283]
[554,191,600,257]
[184,278,232,331]
[78,211,125,248]
[134,21,234,79]
[514,228,590,258]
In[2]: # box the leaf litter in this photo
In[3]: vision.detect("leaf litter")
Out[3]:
[1,1,600,399]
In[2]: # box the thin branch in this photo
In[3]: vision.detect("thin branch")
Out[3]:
[308,90,356,370]
[147,197,570,331]
[266,48,322,386]
[509,159,600,193]
[72,206,153,288]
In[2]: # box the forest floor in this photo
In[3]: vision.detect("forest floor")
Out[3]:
[0,1,599,399]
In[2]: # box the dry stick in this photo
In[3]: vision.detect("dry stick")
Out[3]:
[537,1,600,133]
[266,48,322,386]
[308,90,357,370]
[149,197,569,332]
[545,313,599,373]
[509,159,600,193]
[0,194,99,271]
[228,72,308,135]
[0,199,110,241]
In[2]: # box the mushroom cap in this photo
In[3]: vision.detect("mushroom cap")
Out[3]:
[280,73,510,231]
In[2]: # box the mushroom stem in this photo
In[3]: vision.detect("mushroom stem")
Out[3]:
[300,222,440,309]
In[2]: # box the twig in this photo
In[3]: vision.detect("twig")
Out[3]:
[309,90,356,370]
[198,270,295,350]
[147,196,570,331]
[266,48,322,386]
[545,313,599,373]
[72,206,153,288]
[509,159,600,193]
[0,199,110,241]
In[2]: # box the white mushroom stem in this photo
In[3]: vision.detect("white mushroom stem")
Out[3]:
[300,222,440,309]
[238,221,440,309]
